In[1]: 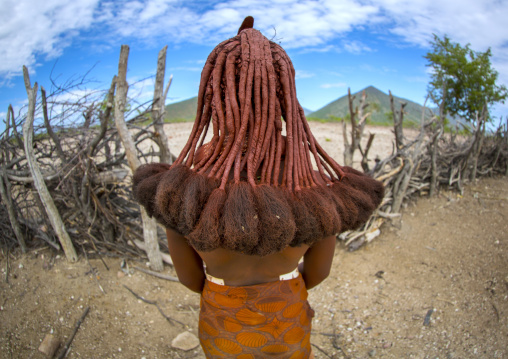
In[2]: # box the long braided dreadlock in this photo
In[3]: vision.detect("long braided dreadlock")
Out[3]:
[133,17,384,256]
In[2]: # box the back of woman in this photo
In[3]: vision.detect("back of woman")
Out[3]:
[134,16,384,359]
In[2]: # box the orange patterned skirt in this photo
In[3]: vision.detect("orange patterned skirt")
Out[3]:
[198,274,314,359]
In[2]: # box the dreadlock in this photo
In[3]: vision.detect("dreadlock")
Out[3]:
[133,17,384,256]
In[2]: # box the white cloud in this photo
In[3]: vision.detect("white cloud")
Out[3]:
[295,70,315,79]
[321,82,347,89]
[375,0,508,49]
[373,0,508,84]
[94,0,379,48]
[298,45,338,54]
[1,0,508,88]
[343,40,373,54]
[0,0,99,80]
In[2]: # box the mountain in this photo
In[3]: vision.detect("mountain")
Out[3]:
[164,97,198,122]
[301,107,314,116]
[164,87,439,127]
[165,98,315,122]
[309,86,427,125]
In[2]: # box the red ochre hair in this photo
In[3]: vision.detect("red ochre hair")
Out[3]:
[133,17,384,256]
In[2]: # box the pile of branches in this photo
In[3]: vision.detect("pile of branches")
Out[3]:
[339,89,507,249]
[0,66,171,260]
[1,48,506,257]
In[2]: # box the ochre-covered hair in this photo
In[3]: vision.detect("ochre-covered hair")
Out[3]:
[133,17,384,256]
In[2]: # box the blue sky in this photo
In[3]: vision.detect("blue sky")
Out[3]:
[1,0,507,132]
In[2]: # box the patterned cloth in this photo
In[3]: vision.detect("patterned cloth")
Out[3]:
[199,274,314,358]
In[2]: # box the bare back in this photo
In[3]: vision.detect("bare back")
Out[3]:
[196,245,309,286]
[165,227,336,293]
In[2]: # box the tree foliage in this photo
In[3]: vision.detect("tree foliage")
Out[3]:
[425,34,507,123]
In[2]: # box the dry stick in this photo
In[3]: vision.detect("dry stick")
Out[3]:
[346,88,357,167]
[152,45,172,164]
[82,246,106,294]
[162,74,173,116]
[114,45,163,272]
[123,285,185,327]
[389,90,406,150]
[8,104,23,149]
[0,167,26,252]
[85,230,109,271]
[311,343,333,359]
[133,265,179,282]
[80,93,111,209]
[22,67,78,262]
[376,157,404,182]
[2,109,11,159]
[41,86,66,163]
[4,248,9,284]
[55,306,90,359]
[132,239,173,266]
[360,133,376,173]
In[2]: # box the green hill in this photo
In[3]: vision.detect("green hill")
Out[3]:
[164,97,198,122]
[164,87,434,127]
[309,86,427,126]
[165,97,315,122]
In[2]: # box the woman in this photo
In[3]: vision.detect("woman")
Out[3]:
[133,17,384,359]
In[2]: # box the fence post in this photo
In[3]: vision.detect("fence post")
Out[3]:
[114,45,164,271]
[22,67,77,262]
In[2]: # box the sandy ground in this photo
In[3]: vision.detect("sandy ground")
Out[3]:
[1,123,507,359]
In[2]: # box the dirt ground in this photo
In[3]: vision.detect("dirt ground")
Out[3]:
[1,123,507,359]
